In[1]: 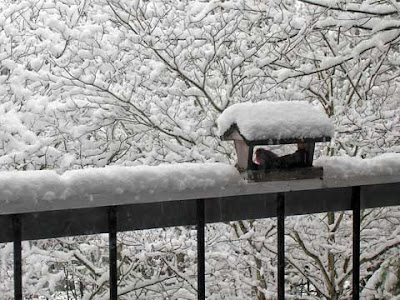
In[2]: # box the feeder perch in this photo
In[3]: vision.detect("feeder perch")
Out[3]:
[217,101,334,181]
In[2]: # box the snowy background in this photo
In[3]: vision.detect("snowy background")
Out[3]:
[0,0,399,299]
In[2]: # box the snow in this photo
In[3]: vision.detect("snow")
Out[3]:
[0,154,399,215]
[0,163,243,214]
[320,56,345,69]
[315,153,400,179]
[301,0,396,15]
[217,101,334,141]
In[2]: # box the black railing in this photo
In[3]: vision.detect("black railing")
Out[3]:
[109,206,118,300]
[352,186,361,300]
[277,192,285,300]
[12,215,22,300]
[197,199,206,300]
[2,180,400,300]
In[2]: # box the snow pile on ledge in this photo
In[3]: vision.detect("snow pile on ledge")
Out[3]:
[217,101,334,141]
[0,154,399,214]
[0,163,242,208]
[316,153,400,178]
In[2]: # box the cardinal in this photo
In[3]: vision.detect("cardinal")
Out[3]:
[253,148,280,170]
[278,148,307,169]
[253,148,308,171]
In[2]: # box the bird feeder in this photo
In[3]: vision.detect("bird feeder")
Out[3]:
[217,101,334,181]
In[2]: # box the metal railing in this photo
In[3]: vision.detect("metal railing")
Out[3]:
[1,179,400,300]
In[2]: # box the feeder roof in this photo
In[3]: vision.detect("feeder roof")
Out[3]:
[218,101,334,143]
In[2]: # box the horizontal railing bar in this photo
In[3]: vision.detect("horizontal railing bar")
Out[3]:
[2,176,399,217]
[0,183,399,243]
[361,182,400,208]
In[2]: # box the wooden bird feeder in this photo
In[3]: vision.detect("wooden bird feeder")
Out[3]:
[218,101,334,181]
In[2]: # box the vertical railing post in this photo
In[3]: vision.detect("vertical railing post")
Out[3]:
[352,186,361,300]
[13,215,22,300]
[109,207,118,300]
[197,199,205,300]
[277,193,285,300]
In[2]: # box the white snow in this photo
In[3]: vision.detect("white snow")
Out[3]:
[0,154,399,216]
[315,153,400,179]
[217,101,334,141]
[0,163,243,214]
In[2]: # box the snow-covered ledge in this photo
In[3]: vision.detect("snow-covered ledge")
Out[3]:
[0,154,400,216]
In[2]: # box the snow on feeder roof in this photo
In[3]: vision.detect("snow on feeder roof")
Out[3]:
[217,101,334,144]
[217,101,334,181]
